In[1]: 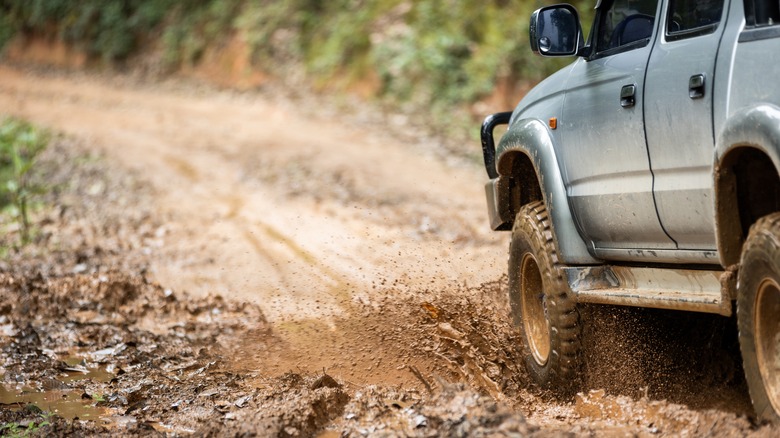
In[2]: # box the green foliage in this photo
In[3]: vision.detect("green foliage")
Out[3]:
[0,410,52,438]
[0,117,49,247]
[234,0,595,110]
[235,2,305,66]
[0,0,173,62]
[373,1,527,107]
[0,10,15,50]
[0,0,597,118]
[161,0,243,66]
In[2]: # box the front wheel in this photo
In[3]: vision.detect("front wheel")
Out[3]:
[508,201,582,393]
[738,213,780,423]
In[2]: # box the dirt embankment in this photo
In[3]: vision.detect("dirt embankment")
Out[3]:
[0,65,777,436]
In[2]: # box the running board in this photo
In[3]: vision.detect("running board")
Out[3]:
[563,266,734,316]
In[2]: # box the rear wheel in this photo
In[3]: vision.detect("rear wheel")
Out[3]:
[738,213,780,424]
[508,201,582,392]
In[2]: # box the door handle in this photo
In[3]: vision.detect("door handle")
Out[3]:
[689,74,705,99]
[620,84,636,108]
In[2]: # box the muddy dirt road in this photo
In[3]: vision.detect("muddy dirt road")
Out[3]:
[0,65,776,436]
[0,64,507,384]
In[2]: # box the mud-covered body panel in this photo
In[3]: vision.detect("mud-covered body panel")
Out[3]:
[496,119,599,265]
[485,0,780,269]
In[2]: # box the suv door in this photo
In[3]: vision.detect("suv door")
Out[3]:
[644,0,727,256]
[560,0,676,258]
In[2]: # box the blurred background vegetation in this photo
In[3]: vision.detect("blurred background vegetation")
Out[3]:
[0,0,594,133]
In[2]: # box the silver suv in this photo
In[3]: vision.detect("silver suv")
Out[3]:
[481,0,780,422]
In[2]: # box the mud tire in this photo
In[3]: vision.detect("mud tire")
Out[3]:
[508,201,582,393]
[737,212,780,424]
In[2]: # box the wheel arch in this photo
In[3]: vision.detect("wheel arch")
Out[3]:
[715,104,780,266]
[496,118,599,265]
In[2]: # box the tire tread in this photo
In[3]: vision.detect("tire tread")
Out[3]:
[509,201,582,393]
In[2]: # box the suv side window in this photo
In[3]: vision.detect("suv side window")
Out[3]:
[666,0,725,40]
[596,0,658,53]
[744,0,780,26]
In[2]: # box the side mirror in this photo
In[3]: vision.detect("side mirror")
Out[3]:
[530,4,583,57]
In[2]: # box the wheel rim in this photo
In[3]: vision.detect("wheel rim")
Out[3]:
[520,253,550,365]
[756,277,780,414]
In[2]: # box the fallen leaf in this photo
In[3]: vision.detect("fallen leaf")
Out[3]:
[421,302,440,319]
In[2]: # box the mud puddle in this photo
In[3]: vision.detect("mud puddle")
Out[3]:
[0,356,118,421]
[0,382,109,421]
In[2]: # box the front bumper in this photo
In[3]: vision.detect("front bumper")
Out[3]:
[485,178,513,231]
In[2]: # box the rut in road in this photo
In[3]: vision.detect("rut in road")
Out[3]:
[0,66,505,386]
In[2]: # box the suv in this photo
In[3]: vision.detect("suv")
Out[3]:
[480,0,780,422]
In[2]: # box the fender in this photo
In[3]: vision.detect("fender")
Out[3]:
[496,118,600,265]
[715,103,780,266]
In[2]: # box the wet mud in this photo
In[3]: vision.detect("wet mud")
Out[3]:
[0,66,778,436]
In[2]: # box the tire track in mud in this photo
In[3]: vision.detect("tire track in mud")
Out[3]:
[0,65,506,385]
[1,65,773,435]
[235,206,341,299]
